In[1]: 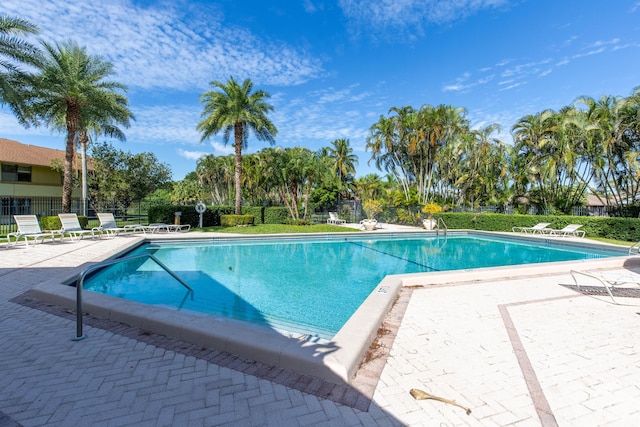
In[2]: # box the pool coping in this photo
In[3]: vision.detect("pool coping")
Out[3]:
[29,231,637,385]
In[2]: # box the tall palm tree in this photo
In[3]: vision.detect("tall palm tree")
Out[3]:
[0,15,39,119]
[22,40,132,212]
[326,138,358,189]
[198,77,277,214]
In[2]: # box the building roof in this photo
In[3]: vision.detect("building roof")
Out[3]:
[585,194,619,207]
[0,137,71,168]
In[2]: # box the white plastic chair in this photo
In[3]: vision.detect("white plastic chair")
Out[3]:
[511,222,551,234]
[8,215,63,247]
[570,270,640,304]
[549,224,585,238]
[327,212,346,225]
[58,213,96,241]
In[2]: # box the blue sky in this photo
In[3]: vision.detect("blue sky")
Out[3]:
[2,0,640,180]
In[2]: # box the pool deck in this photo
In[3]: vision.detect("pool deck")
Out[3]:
[1,227,639,426]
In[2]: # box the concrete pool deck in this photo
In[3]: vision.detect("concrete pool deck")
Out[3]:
[1,229,639,426]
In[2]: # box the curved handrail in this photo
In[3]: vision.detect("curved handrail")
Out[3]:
[436,218,448,236]
[629,241,640,256]
[73,253,192,341]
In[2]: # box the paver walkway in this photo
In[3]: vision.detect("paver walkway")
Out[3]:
[1,232,639,426]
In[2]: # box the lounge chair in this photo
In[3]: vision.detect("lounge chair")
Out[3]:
[94,213,138,237]
[327,212,346,225]
[511,222,551,234]
[8,215,63,247]
[549,224,585,238]
[570,270,640,304]
[58,213,96,241]
[147,223,191,233]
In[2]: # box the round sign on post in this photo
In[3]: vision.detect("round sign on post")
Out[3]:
[195,202,206,228]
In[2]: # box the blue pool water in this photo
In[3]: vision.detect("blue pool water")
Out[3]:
[83,234,623,338]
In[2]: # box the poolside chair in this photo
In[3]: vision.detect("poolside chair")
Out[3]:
[511,222,551,234]
[570,270,640,304]
[327,212,346,225]
[8,215,63,247]
[147,223,191,233]
[94,213,136,237]
[549,224,585,238]
[58,213,96,241]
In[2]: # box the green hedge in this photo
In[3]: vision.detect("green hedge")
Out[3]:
[241,206,290,224]
[220,214,255,227]
[148,205,293,227]
[41,215,89,230]
[437,212,640,242]
[148,205,234,227]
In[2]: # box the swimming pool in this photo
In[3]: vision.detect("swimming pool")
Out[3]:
[82,233,623,340]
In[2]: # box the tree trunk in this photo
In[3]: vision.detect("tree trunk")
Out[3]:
[62,105,80,213]
[234,122,243,215]
[79,130,89,216]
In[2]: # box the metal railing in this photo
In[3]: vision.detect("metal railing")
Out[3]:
[436,218,448,236]
[72,253,192,341]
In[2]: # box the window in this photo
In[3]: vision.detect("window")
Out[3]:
[1,164,31,182]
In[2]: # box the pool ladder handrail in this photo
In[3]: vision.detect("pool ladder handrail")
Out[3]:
[436,218,448,236]
[630,241,640,256]
[72,253,192,341]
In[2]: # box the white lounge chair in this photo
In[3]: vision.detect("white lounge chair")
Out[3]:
[570,270,640,304]
[94,213,138,237]
[58,213,97,241]
[147,223,191,233]
[549,224,585,238]
[327,212,346,225]
[511,222,551,234]
[8,215,63,247]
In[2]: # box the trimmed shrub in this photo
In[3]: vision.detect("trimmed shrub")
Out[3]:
[241,206,290,224]
[220,214,255,227]
[284,218,314,226]
[148,205,234,227]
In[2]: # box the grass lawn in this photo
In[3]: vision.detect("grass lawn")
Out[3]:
[589,237,635,247]
[198,223,358,234]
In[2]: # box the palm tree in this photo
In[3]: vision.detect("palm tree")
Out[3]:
[326,138,358,189]
[0,15,39,119]
[197,77,277,214]
[22,40,132,213]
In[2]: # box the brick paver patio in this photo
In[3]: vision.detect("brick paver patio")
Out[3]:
[1,231,638,426]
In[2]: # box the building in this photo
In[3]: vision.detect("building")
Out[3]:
[1,138,83,222]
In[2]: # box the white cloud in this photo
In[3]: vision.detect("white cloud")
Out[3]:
[573,47,606,59]
[339,0,510,39]
[177,149,207,160]
[3,0,324,91]
[209,141,234,155]
[127,105,201,145]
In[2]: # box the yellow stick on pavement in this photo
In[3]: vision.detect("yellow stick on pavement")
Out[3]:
[410,388,472,415]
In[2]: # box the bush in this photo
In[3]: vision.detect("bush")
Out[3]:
[220,214,255,227]
[41,215,89,230]
[148,204,234,227]
[284,218,314,226]
[241,206,291,224]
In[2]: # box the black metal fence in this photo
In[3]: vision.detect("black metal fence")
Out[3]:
[0,196,153,235]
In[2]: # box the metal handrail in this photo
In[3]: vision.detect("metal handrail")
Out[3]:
[629,241,640,256]
[72,253,192,341]
[436,218,448,236]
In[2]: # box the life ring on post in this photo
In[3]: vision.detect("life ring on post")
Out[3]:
[195,202,206,214]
